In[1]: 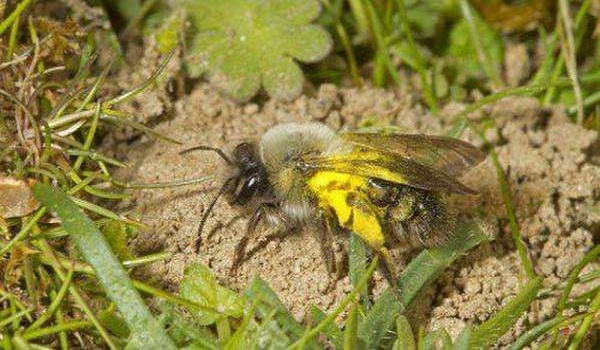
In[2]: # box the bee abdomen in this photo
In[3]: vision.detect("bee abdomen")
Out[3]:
[386,188,455,247]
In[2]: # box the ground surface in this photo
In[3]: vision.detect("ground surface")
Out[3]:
[111,57,599,346]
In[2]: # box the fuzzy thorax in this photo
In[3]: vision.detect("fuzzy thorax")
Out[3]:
[258,123,349,202]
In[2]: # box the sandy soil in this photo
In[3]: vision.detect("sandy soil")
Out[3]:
[108,47,599,347]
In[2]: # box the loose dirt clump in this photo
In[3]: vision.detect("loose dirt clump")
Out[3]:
[115,79,598,345]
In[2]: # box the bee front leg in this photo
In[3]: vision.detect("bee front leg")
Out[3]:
[231,202,288,273]
[377,247,402,301]
[312,210,345,292]
[231,202,273,273]
[315,210,339,277]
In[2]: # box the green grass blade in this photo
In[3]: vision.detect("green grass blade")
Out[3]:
[392,315,416,350]
[348,233,369,303]
[359,221,489,348]
[244,277,321,350]
[343,304,359,350]
[424,329,452,350]
[290,257,379,349]
[0,0,33,36]
[509,313,588,350]
[468,277,543,349]
[458,0,503,88]
[364,0,401,87]
[392,0,437,113]
[309,306,343,349]
[453,326,472,350]
[32,183,176,349]
[557,245,600,313]
[567,289,600,350]
[483,135,536,280]
[26,266,74,330]
[557,0,584,124]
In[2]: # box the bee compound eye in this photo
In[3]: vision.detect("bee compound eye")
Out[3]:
[234,174,261,205]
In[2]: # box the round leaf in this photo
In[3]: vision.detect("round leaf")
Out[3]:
[181,0,331,101]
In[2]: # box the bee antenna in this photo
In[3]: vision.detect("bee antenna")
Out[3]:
[180,145,233,165]
[195,177,235,252]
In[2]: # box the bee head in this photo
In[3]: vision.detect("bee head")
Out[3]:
[229,142,270,205]
[181,141,271,250]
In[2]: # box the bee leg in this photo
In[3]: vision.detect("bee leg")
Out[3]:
[310,211,341,292]
[377,247,402,301]
[315,213,337,277]
[230,203,275,273]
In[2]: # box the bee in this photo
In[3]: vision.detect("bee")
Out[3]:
[187,122,485,288]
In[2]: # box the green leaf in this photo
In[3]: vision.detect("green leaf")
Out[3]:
[223,305,253,350]
[400,0,454,39]
[102,220,133,261]
[181,0,332,101]
[392,315,416,350]
[32,184,176,349]
[453,326,472,350]
[358,221,489,348]
[348,233,369,302]
[155,9,184,54]
[244,277,321,350]
[468,277,543,349]
[158,302,219,349]
[310,306,343,349]
[447,16,503,79]
[179,263,243,325]
[390,41,426,72]
[424,329,452,350]
[98,308,130,339]
[226,302,295,350]
[343,304,359,350]
[249,314,291,349]
[103,0,142,22]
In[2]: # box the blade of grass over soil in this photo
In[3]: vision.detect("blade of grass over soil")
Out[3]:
[509,312,590,350]
[244,277,322,350]
[449,79,572,136]
[474,125,536,281]
[467,277,542,349]
[348,233,369,303]
[392,315,416,350]
[557,245,600,313]
[289,257,379,349]
[33,183,176,349]
[567,288,600,350]
[342,303,360,349]
[358,221,489,348]
[544,245,600,347]
[310,306,343,349]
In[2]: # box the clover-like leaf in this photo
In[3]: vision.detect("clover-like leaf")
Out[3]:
[179,263,243,325]
[181,0,332,101]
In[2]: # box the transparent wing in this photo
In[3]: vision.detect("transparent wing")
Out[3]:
[340,132,486,177]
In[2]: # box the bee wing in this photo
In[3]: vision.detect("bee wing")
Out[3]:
[340,132,486,177]
[304,150,478,195]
